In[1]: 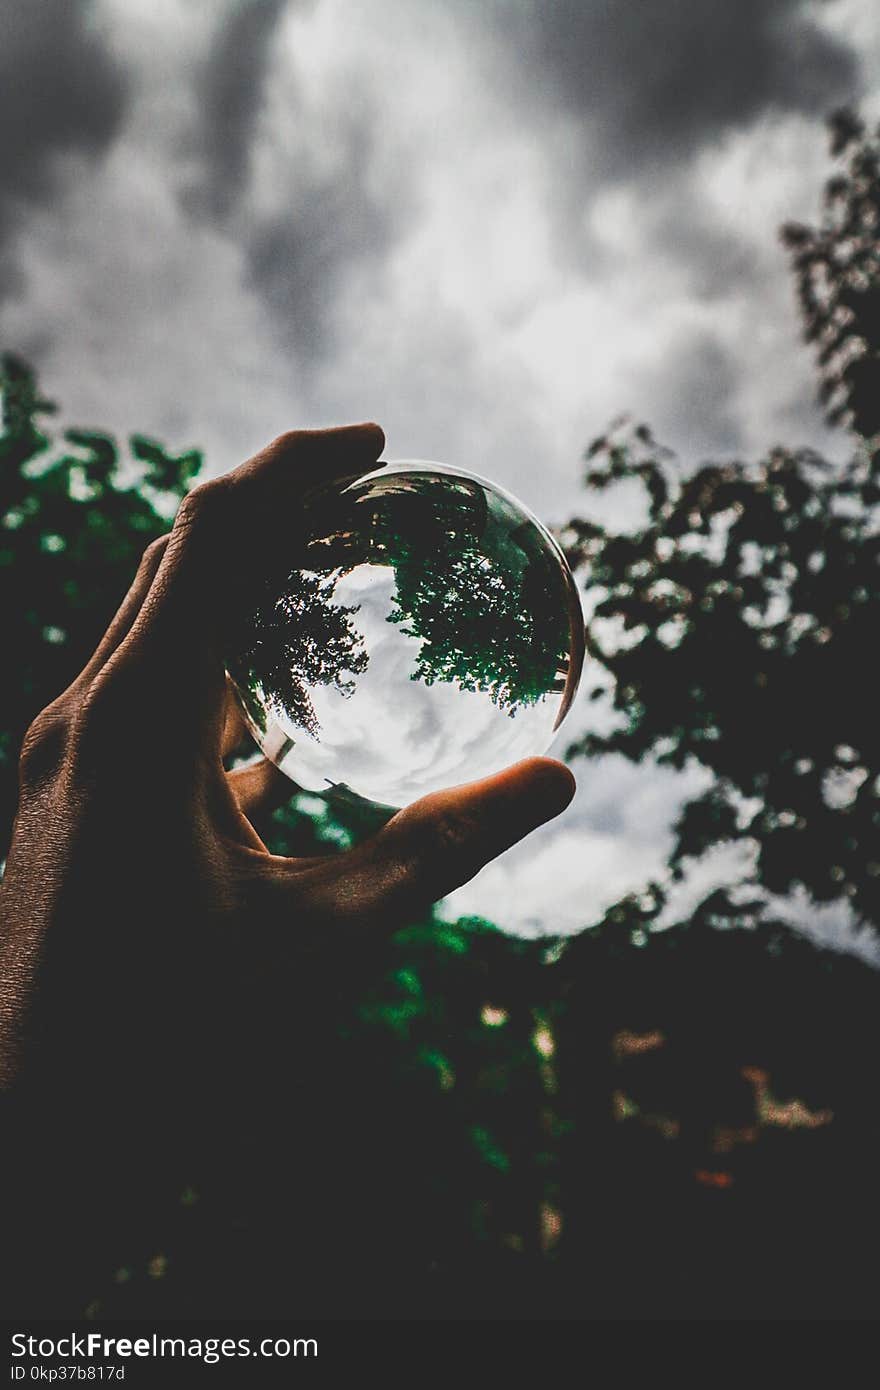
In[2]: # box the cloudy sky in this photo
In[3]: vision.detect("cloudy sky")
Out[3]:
[3,0,879,958]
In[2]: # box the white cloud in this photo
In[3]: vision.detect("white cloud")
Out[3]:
[441,750,711,936]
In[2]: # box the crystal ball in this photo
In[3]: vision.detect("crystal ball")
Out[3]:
[226,460,585,809]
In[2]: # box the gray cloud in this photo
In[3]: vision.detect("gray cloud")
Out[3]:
[244,105,403,366]
[489,0,859,169]
[0,0,128,292]
[187,0,291,221]
[177,0,408,369]
[633,331,745,460]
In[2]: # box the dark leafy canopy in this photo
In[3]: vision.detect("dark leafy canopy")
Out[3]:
[227,568,369,740]
[372,475,572,714]
[562,110,880,934]
[0,353,201,860]
[782,108,880,444]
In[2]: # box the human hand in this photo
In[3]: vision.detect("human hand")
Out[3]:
[0,424,574,1097]
[0,423,575,1310]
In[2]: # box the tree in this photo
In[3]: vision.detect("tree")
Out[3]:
[372,474,573,715]
[782,108,880,444]
[561,110,880,939]
[228,567,369,740]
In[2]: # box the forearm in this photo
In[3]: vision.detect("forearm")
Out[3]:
[0,855,220,1315]
[0,839,68,1092]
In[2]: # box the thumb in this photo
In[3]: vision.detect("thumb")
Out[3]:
[310,757,576,926]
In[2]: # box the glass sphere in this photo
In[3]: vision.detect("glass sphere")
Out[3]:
[226,460,585,809]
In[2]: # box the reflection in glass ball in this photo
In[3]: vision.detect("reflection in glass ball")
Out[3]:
[226,461,585,809]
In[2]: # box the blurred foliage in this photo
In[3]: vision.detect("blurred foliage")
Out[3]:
[0,353,201,856]
[563,110,880,935]
[2,111,880,1319]
[782,108,880,442]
